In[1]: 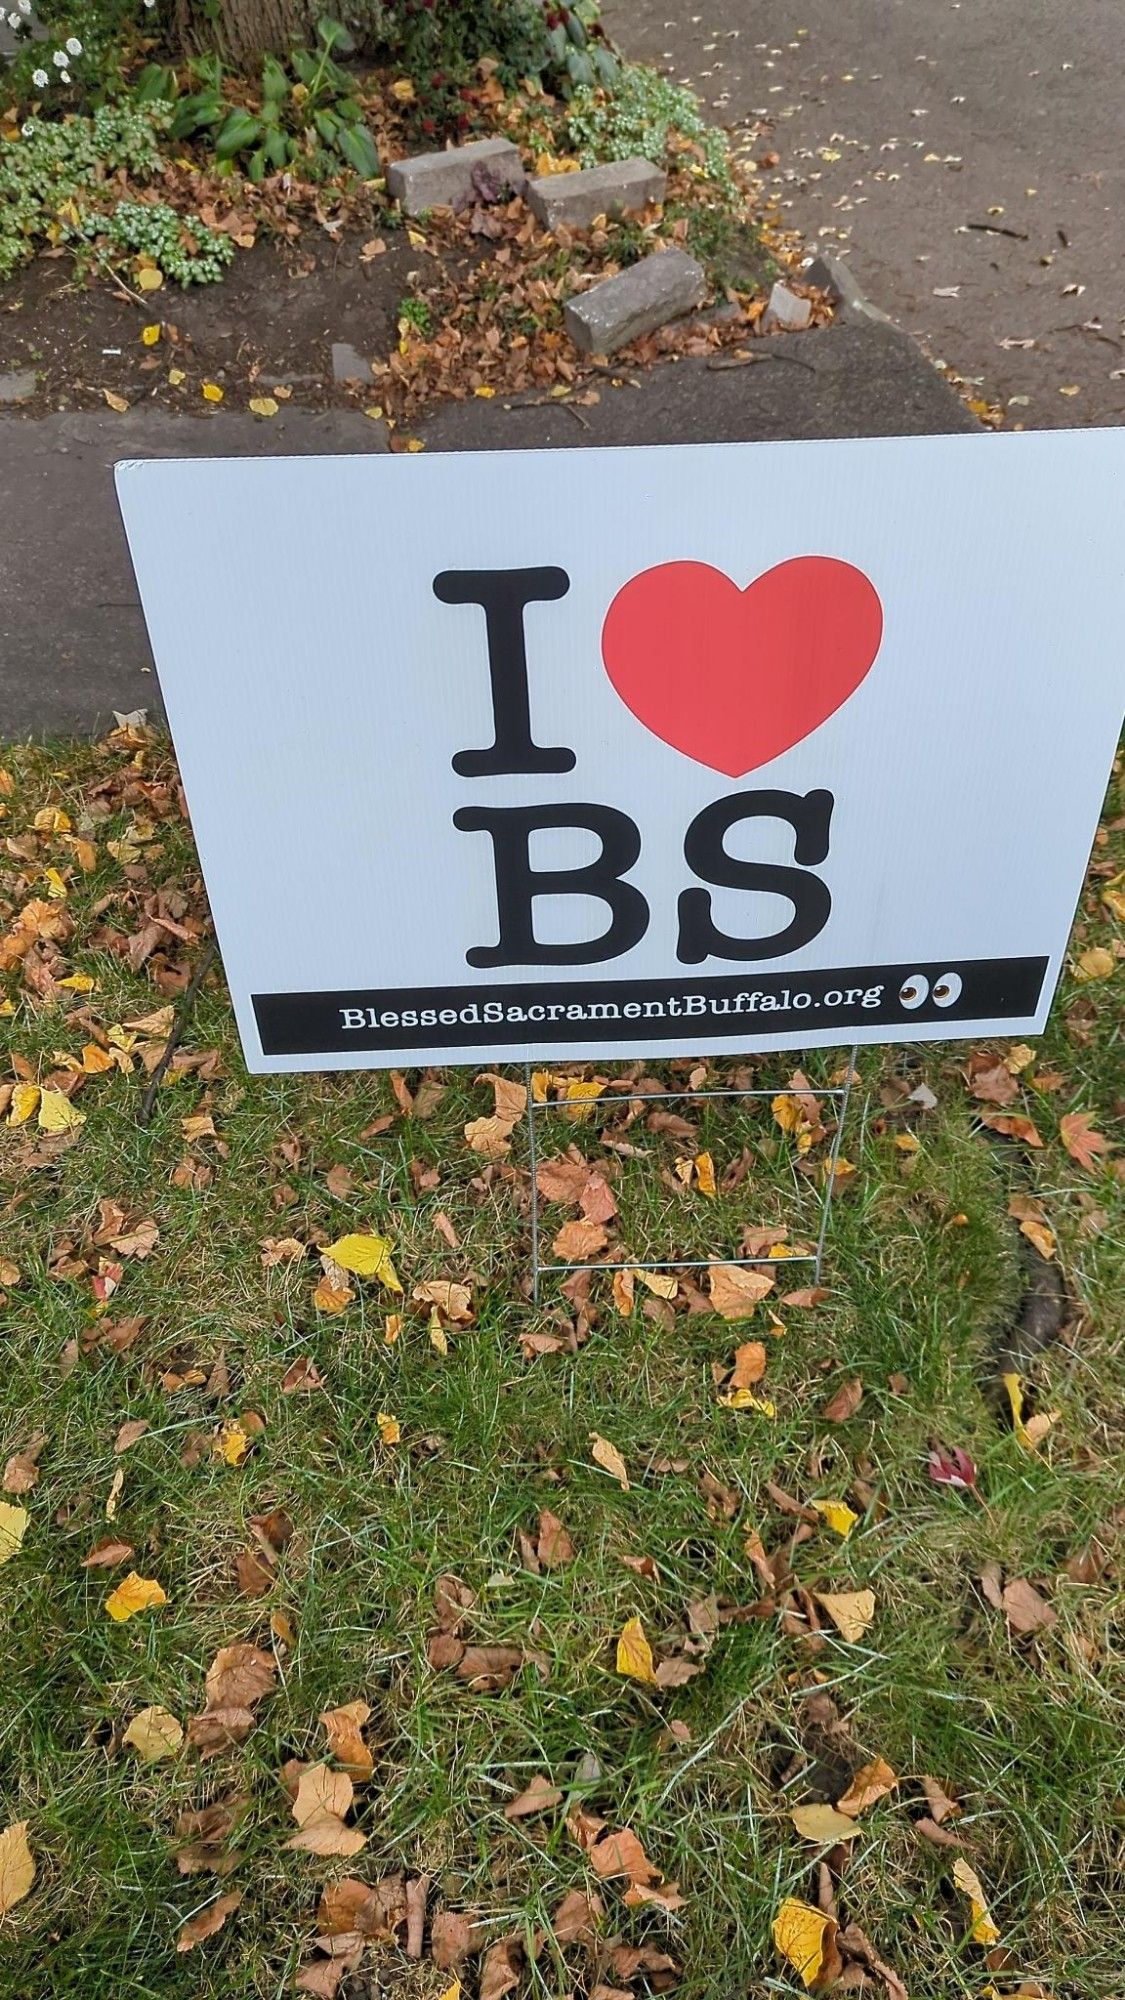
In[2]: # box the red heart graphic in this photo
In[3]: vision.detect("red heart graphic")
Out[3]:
[601,556,883,777]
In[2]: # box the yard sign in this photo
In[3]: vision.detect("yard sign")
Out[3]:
[116,430,1123,1075]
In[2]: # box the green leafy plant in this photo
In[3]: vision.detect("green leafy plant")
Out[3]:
[152,16,380,182]
[566,62,733,192]
[542,1,616,94]
[0,102,169,281]
[75,198,236,283]
[3,0,148,114]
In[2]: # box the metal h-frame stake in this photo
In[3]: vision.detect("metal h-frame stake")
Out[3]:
[524,1048,860,1303]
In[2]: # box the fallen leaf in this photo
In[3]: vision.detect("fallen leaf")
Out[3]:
[919,1774,960,1824]
[1000,1574,1056,1635]
[377,1411,401,1446]
[286,1766,366,1856]
[1072,945,1114,981]
[412,1280,473,1324]
[537,1508,574,1568]
[0,1820,35,1915]
[952,1856,1001,1945]
[504,1774,562,1820]
[105,1572,167,1622]
[37,1088,85,1132]
[320,1700,373,1779]
[790,1803,863,1843]
[590,1434,629,1489]
[1059,1110,1113,1173]
[814,1588,875,1642]
[1007,1193,1056,1260]
[616,1616,658,1685]
[177,1890,242,1951]
[707,1263,775,1318]
[81,1536,135,1568]
[979,1112,1043,1147]
[0,1501,28,1566]
[201,381,224,403]
[281,1356,324,1393]
[772,1896,838,1990]
[928,1445,978,1492]
[103,389,129,412]
[812,1498,859,1539]
[215,1419,250,1467]
[730,1339,767,1387]
[552,1218,609,1260]
[464,1113,515,1159]
[248,396,278,417]
[821,1377,863,1422]
[323,1233,401,1291]
[141,322,161,345]
[634,1268,678,1299]
[114,1418,150,1454]
[123,1705,183,1762]
[2,1433,46,1495]
[205,1642,276,1710]
[836,1756,898,1817]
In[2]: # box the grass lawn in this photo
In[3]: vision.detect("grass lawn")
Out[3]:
[0,729,1122,2000]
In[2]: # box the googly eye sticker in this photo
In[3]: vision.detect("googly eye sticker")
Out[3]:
[898,974,929,1010]
[932,971,963,1009]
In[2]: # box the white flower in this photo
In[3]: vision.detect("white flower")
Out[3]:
[52,46,67,64]
[21,119,35,135]
[60,67,71,81]
[7,13,20,28]
[18,0,32,14]
[32,66,48,86]
[65,34,82,52]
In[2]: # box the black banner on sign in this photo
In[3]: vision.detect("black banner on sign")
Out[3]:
[253,956,1049,1058]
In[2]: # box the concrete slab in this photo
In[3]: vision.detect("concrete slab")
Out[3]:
[386,137,526,216]
[564,249,707,354]
[0,320,973,737]
[527,157,666,231]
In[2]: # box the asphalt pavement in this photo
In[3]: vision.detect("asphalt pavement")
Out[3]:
[604,0,1125,427]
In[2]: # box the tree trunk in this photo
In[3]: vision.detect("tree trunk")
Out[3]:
[173,0,316,65]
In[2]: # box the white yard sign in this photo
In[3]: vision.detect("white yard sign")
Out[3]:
[117,431,1123,1074]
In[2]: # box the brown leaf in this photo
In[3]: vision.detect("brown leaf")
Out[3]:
[836,1756,898,1817]
[320,1699,373,1779]
[464,1113,516,1160]
[590,1434,629,1489]
[476,1071,527,1123]
[535,1151,590,1204]
[780,1285,830,1307]
[176,1890,242,1952]
[281,1355,325,1393]
[235,1550,274,1598]
[708,1264,775,1318]
[915,1814,965,1850]
[456,1644,523,1691]
[205,1642,276,1711]
[286,1766,366,1856]
[114,1418,150,1453]
[249,1507,293,1556]
[822,1377,864,1423]
[431,1909,478,1967]
[0,1820,35,1916]
[405,1872,429,1959]
[963,1052,1019,1105]
[412,1279,474,1324]
[1001,1575,1057,1635]
[579,1173,618,1223]
[1059,1110,1113,1173]
[187,1707,255,1756]
[2,1432,46,1495]
[552,1888,604,1946]
[978,1112,1044,1147]
[434,1573,475,1633]
[504,1774,562,1820]
[585,1827,660,1885]
[173,1800,244,1877]
[324,1164,353,1199]
[537,1508,575,1568]
[919,1773,960,1824]
[318,1873,405,1941]
[552,1218,609,1260]
[81,1535,135,1568]
[730,1340,767,1388]
[479,1937,523,2000]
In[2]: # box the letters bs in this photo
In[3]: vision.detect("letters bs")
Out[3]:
[435,567,834,970]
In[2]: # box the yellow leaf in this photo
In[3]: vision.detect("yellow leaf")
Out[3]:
[141,323,161,345]
[428,1309,449,1356]
[103,390,129,412]
[0,1820,35,1916]
[81,1042,114,1074]
[814,1587,876,1642]
[772,1896,834,1989]
[137,266,163,291]
[616,1616,657,1684]
[0,1501,29,1566]
[473,385,496,398]
[952,1856,1001,1945]
[58,973,95,992]
[812,1498,858,1539]
[248,396,278,417]
[406,227,427,249]
[168,367,185,386]
[634,1268,677,1299]
[1073,945,1114,982]
[694,1149,716,1196]
[377,1411,401,1446]
[37,1088,86,1132]
[563,1079,605,1120]
[1103,886,1125,923]
[405,437,425,452]
[33,807,71,832]
[718,1387,776,1416]
[7,1083,40,1127]
[201,381,224,403]
[1006,1042,1036,1073]
[390,75,415,101]
[43,866,68,900]
[215,1419,250,1466]
[437,1983,462,2000]
[363,405,384,420]
[790,1803,863,1843]
[323,1233,401,1292]
[123,1704,183,1762]
[105,1571,167,1622]
[384,1312,403,1343]
[590,1434,629,1489]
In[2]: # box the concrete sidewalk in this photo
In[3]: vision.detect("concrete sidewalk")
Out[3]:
[1,318,972,737]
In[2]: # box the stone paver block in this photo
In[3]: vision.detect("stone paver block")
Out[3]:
[803,252,892,326]
[386,136,527,216]
[762,280,813,332]
[564,249,707,355]
[331,341,373,385]
[0,368,38,406]
[527,156,667,231]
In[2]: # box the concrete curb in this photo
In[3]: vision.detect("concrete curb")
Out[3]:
[803,251,893,328]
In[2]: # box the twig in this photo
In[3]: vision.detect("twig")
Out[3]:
[965,220,1029,241]
[509,395,591,426]
[138,942,217,1127]
[96,254,150,312]
[707,348,817,374]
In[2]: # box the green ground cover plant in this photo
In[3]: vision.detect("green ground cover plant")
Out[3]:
[0,731,1121,1997]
